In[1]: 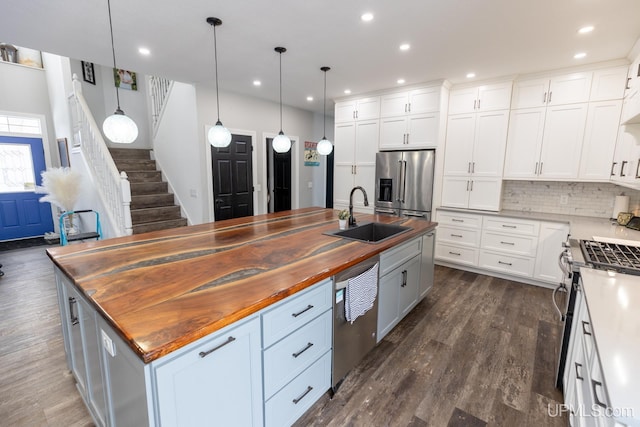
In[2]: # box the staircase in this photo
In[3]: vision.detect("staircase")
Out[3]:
[109,148,187,234]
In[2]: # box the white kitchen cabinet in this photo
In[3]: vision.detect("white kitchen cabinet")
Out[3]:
[154,317,263,427]
[512,72,592,109]
[578,100,623,180]
[441,176,503,211]
[379,112,439,149]
[420,231,435,300]
[590,67,628,101]
[621,86,640,125]
[380,86,440,117]
[334,96,380,123]
[504,104,588,180]
[610,124,640,186]
[434,210,481,267]
[333,119,378,212]
[533,222,570,283]
[448,81,512,115]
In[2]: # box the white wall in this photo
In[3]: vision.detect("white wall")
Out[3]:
[195,87,330,221]
[153,82,203,224]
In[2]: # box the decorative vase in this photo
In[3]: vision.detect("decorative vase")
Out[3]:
[339,219,347,230]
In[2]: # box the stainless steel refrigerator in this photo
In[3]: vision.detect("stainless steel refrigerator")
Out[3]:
[374,150,435,220]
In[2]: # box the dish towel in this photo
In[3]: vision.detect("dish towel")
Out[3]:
[345,262,379,324]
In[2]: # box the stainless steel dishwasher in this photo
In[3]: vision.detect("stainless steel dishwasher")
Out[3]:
[332,255,379,393]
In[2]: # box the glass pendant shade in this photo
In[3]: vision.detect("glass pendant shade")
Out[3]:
[317,137,333,155]
[273,131,292,153]
[103,108,138,144]
[208,120,232,147]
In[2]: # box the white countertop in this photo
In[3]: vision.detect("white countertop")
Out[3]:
[579,268,640,427]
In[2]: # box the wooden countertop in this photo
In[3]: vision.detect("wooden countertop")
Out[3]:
[47,208,437,363]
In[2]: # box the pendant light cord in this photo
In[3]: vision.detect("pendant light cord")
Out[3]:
[213,23,221,122]
[279,51,283,132]
[106,0,121,109]
[323,70,327,138]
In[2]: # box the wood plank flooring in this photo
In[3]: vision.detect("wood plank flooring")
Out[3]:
[0,246,566,426]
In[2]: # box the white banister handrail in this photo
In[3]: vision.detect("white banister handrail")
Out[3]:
[148,75,173,136]
[69,73,132,236]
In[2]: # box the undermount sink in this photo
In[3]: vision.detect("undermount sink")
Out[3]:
[325,222,411,244]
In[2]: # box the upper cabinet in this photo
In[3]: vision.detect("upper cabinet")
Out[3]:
[380,87,440,117]
[590,67,628,101]
[335,97,380,123]
[511,72,592,109]
[448,82,513,115]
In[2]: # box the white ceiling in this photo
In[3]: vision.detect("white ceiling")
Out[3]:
[2,0,640,114]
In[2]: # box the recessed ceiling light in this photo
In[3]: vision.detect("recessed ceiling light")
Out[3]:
[306,96,314,101]
[397,79,405,84]
[138,47,150,56]
[574,52,587,59]
[253,80,261,86]
[344,89,352,94]
[361,12,374,22]
[466,72,476,78]
[399,43,410,51]
[578,25,594,34]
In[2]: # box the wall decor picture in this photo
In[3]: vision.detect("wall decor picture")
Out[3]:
[304,141,319,166]
[57,138,70,167]
[113,68,137,91]
[81,61,96,85]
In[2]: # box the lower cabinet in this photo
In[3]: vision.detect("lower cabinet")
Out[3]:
[420,231,436,299]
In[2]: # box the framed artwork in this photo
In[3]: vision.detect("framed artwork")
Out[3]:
[113,68,137,91]
[81,61,96,85]
[57,138,70,167]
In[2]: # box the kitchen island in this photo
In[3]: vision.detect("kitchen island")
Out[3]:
[47,207,437,426]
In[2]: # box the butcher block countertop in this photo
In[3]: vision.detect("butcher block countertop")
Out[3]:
[47,207,436,363]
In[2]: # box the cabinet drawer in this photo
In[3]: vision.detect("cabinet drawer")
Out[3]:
[263,310,331,399]
[483,217,540,236]
[265,351,331,427]
[380,237,421,276]
[262,279,332,347]
[481,231,537,256]
[435,243,478,266]
[479,251,535,277]
[436,211,481,229]
[437,225,480,247]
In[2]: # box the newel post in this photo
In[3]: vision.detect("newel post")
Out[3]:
[120,171,133,235]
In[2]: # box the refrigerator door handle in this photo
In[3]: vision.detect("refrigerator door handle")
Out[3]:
[399,160,407,203]
[396,160,403,202]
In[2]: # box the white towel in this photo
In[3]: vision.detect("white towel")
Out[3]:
[345,263,379,324]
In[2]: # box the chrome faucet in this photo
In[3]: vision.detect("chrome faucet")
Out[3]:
[348,186,369,226]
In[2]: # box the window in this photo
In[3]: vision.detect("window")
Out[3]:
[0,115,42,135]
[0,143,36,193]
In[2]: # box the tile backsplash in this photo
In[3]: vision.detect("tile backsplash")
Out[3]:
[501,181,640,218]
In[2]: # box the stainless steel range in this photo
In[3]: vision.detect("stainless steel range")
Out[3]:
[580,240,640,275]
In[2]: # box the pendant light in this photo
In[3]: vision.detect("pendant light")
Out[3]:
[102,0,138,144]
[272,47,292,153]
[206,17,232,148]
[316,66,333,155]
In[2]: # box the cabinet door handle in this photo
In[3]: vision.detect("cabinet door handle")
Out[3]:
[548,91,552,103]
[292,304,314,318]
[591,380,607,408]
[451,218,464,222]
[473,99,477,110]
[626,77,632,90]
[498,260,512,266]
[401,270,407,287]
[68,296,79,326]
[405,104,408,113]
[406,133,409,144]
[472,162,475,173]
[355,110,358,119]
[477,99,481,110]
[466,181,470,191]
[408,102,411,112]
[611,161,618,176]
[468,162,471,173]
[581,320,592,336]
[636,160,640,179]
[470,180,474,191]
[539,162,543,175]
[292,342,314,358]
[199,336,236,358]
[621,160,628,177]
[575,362,583,381]
[500,241,515,245]
[543,92,547,104]
[448,251,461,256]
[502,224,517,229]
[451,234,463,238]
[292,386,313,404]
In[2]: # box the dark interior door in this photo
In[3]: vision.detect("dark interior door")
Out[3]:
[325,150,334,208]
[273,149,291,212]
[211,134,253,221]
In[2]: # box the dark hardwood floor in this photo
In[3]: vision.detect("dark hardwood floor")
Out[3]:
[0,247,566,426]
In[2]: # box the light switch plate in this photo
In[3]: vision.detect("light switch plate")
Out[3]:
[101,329,116,357]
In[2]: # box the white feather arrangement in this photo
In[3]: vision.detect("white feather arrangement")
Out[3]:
[36,167,82,212]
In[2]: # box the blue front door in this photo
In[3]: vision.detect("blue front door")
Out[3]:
[0,136,54,240]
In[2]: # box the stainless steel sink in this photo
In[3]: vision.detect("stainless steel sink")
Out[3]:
[324,222,411,244]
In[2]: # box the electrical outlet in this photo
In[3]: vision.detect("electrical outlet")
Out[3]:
[308,181,313,189]
[101,329,116,357]
[190,189,198,198]
[560,194,569,205]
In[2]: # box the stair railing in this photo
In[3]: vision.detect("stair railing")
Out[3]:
[69,73,133,236]
[148,75,173,136]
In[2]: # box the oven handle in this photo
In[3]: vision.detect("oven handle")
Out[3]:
[558,250,569,277]
[552,283,567,322]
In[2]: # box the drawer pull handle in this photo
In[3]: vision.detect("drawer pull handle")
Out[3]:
[199,336,236,358]
[292,386,313,404]
[292,342,314,358]
[68,297,79,326]
[498,261,512,266]
[581,320,591,336]
[448,251,461,256]
[591,380,607,408]
[292,304,314,318]
[451,218,464,222]
[451,234,463,238]
[501,224,517,229]
[575,362,583,381]
[401,270,408,287]
[500,241,515,245]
